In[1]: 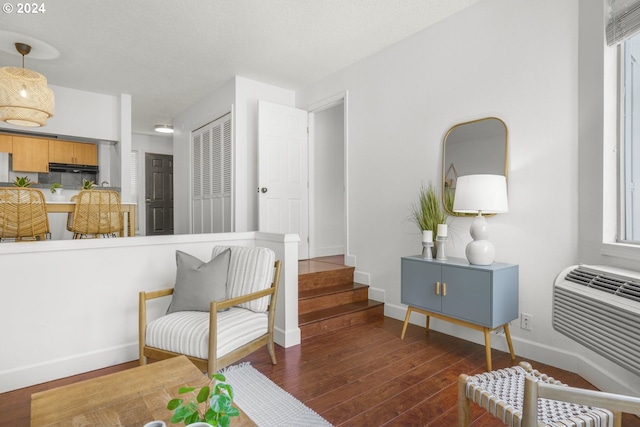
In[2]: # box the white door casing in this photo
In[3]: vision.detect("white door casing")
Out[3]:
[258,100,309,259]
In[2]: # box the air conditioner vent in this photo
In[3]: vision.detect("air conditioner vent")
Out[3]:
[554,264,640,377]
[565,267,640,303]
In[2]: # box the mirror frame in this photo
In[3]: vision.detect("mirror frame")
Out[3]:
[441,117,508,217]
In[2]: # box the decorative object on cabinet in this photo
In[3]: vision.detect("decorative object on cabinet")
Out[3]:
[442,117,508,216]
[435,224,448,261]
[453,174,508,265]
[411,182,448,255]
[421,230,434,260]
[400,256,518,371]
[12,176,32,187]
[0,43,55,127]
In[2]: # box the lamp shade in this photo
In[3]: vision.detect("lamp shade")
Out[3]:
[0,66,55,127]
[453,174,508,214]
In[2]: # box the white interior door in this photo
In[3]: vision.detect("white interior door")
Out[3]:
[258,100,309,259]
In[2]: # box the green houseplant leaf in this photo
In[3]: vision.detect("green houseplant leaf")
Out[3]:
[167,372,238,426]
[410,181,448,242]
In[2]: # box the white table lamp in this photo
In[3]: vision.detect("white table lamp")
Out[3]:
[453,174,508,265]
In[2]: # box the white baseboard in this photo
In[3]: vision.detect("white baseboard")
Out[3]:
[312,246,345,258]
[384,302,640,395]
[274,326,301,348]
[0,343,138,394]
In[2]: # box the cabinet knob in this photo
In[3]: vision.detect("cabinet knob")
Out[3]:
[442,282,447,297]
[435,282,440,295]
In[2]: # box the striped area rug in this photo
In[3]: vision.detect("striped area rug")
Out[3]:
[220,363,332,427]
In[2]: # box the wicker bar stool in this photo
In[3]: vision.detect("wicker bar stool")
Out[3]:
[458,361,629,427]
[69,190,123,239]
[0,187,50,241]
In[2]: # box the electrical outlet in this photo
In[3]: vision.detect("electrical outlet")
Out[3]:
[521,313,532,331]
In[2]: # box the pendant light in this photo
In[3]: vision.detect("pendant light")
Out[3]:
[0,42,55,127]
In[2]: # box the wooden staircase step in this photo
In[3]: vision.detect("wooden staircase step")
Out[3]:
[299,265,355,292]
[298,283,369,315]
[299,300,385,339]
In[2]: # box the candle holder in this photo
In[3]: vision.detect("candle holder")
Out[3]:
[436,236,448,261]
[422,241,434,259]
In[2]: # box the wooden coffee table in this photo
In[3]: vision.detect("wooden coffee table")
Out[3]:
[31,356,256,427]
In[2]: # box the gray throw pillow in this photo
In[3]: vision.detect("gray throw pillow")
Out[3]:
[166,248,231,314]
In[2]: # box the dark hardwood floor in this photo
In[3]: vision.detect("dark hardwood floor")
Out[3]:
[4,317,640,426]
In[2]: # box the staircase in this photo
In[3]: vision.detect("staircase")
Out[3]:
[298,256,384,339]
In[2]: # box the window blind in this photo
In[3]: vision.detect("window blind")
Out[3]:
[607,0,640,46]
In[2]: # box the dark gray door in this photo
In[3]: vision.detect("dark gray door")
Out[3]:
[145,153,173,235]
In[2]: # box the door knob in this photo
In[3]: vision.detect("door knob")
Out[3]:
[260,187,268,193]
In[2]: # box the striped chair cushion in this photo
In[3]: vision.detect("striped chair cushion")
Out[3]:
[211,246,275,312]
[145,308,268,360]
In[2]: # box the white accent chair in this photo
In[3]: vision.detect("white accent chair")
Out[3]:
[139,246,282,373]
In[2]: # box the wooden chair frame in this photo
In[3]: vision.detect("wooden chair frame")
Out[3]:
[139,260,281,374]
[521,375,640,427]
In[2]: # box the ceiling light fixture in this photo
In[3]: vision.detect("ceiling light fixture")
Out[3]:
[154,124,174,134]
[0,42,55,127]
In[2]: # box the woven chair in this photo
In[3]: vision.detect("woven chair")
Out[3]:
[0,187,50,241]
[458,361,640,427]
[66,194,77,233]
[70,190,123,239]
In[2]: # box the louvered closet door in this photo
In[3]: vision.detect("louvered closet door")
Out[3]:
[192,113,232,233]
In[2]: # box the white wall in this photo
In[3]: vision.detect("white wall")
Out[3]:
[0,232,300,393]
[0,84,122,142]
[297,0,638,394]
[173,78,235,235]
[173,76,295,235]
[312,104,344,257]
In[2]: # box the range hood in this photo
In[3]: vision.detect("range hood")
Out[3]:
[49,163,99,173]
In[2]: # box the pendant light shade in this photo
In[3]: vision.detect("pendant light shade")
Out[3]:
[0,43,55,127]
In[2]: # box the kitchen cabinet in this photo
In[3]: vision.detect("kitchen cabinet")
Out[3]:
[0,134,12,153]
[12,136,49,172]
[49,140,98,165]
[400,256,519,371]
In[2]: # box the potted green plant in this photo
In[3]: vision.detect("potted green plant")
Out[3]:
[167,372,239,426]
[12,176,32,187]
[410,181,448,245]
[82,179,95,190]
[50,182,63,195]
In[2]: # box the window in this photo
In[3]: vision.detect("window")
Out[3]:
[610,1,640,243]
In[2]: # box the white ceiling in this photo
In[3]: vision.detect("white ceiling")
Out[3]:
[0,0,480,136]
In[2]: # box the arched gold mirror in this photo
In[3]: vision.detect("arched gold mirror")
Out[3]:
[442,117,508,216]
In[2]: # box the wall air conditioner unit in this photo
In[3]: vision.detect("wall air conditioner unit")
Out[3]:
[553,264,640,376]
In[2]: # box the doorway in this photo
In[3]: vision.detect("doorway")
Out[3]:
[309,102,345,258]
[145,152,174,235]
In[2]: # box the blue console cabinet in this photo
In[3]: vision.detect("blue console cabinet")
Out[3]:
[400,256,519,370]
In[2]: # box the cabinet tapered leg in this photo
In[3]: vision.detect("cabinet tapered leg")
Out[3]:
[484,328,492,371]
[504,323,515,361]
[401,307,413,339]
